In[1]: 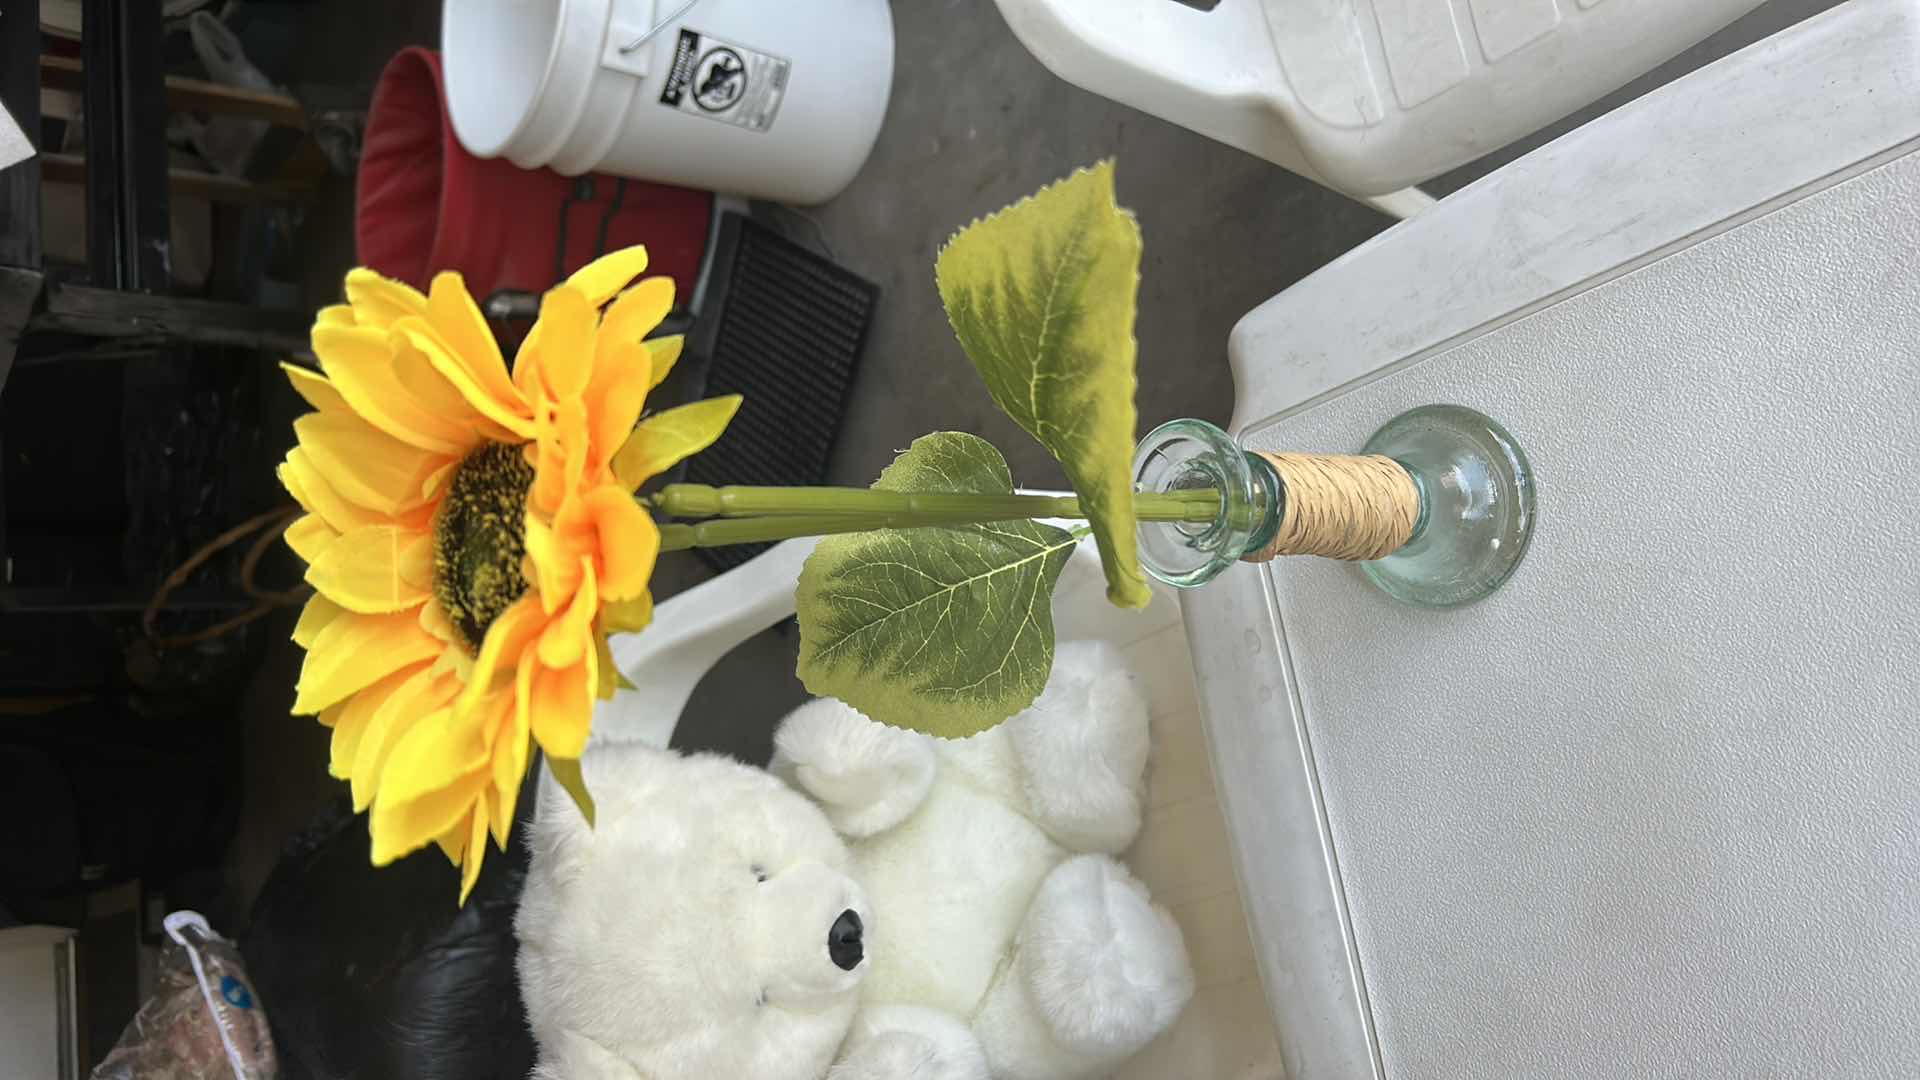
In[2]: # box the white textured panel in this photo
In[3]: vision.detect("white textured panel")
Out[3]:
[1265,0,1384,127]
[1369,0,1471,108]
[1469,0,1561,60]
[1245,150,1920,1079]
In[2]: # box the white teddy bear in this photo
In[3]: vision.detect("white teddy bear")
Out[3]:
[516,746,870,1079]
[774,640,1193,1080]
[516,640,1191,1080]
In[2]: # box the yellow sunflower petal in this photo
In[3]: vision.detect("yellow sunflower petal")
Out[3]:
[282,362,348,413]
[278,456,321,518]
[424,270,521,400]
[327,662,425,779]
[565,245,649,307]
[459,597,548,716]
[434,811,470,867]
[530,654,594,760]
[317,304,357,328]
[526,390,583,518]
[344,268,428,330]
[531,286,596,401]
[372,769,488,868]
[537,558,597,669]
[418,597,459,644]
[330,711,372,781]
[312,323,473,455]
[644,334,684,391]
[486,783,510,851]
[586,342,652,477]
[350,666,461,811]
[431,640,474,685]
[601,276,674,347]
[421,461,458,507]
[292,608,442,715]
[512,329,546,400]
[284,513,339,565]
[459,800,489,902]
[294,411,447,517]
[530,395,591,517]
[305,525,433,614]
[497,748,533,844]
[393,334,518,445]
[395,316,534,439]
[514,648,537,739]
[293,593,344,648]
[612,395,742,491]
[399,534,436,592]
[280,448,387,534]
[590,319,652,387]
[491,688,530,850]
[369,706,489,865]
[602,592,653,635]
[521,513,582,616]
[582,486,661,601]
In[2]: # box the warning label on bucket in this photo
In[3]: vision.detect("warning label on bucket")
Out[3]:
[658,29,790,134]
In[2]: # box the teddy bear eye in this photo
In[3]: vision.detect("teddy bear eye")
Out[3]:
[751,864,767,882]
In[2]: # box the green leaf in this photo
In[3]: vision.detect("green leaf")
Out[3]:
[544,754,596,828]
[796,433,1077,738]
[936,161,1150,609]
[612,395,743,489]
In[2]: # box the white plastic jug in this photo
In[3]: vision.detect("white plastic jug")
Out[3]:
[991,0,1764,202]
[444,0,893,205]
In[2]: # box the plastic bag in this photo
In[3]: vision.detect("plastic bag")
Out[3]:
[91,911,278,1080]
[182,12,275,177]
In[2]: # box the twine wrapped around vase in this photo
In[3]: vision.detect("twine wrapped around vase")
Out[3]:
[1246,453,1421,562]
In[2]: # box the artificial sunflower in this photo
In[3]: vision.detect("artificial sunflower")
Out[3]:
[279,246,739,901]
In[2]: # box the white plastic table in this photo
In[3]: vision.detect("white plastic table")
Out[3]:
[1191,2,1920,1077]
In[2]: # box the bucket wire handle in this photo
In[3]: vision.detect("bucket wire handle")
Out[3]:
[619,0,705,54]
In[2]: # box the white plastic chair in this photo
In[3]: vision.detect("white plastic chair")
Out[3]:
[591,538,822,752]
[590,534,1292,1074]
[591,535,1176,750]
[990,0,1766,217]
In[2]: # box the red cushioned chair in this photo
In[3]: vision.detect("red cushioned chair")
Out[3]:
[356,47,712,314]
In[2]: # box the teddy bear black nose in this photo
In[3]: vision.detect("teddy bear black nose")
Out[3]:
[828,909,864,971]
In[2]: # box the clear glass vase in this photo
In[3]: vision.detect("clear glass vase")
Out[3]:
[1131,405,1536,607]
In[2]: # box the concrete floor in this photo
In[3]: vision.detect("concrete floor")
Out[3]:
[224,0,1840,913]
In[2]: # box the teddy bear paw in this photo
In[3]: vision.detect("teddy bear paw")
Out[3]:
[1017,854,1194,1059]
[830,1006,989,1080]
[1004,641,1151,854]
[772,698,937,837]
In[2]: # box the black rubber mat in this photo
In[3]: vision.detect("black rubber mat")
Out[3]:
[681,213,877,572]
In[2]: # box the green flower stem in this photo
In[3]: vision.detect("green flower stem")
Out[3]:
[651,484,1223,553]
[652,484,1220,525]
[658,514,925,553]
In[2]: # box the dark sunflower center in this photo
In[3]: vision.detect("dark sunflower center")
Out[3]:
[433,443,535,652]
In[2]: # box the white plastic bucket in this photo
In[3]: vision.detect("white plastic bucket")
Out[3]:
[443,0,894,205]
